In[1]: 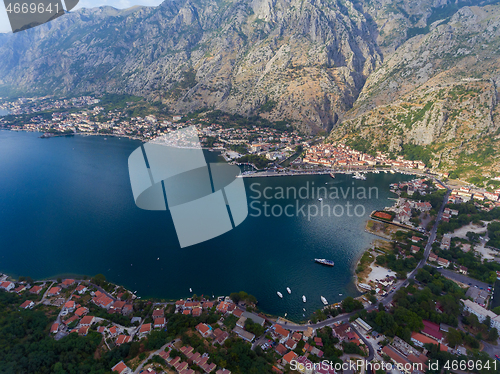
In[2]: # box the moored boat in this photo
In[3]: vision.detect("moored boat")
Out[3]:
[302,295,306,303]
[287,287,291,294]
[277,292,283,298]
[321,296,328,305]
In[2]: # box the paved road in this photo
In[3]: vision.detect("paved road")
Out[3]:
[435,268,490,289]
[276,184,451,332]
[349,323,374,361]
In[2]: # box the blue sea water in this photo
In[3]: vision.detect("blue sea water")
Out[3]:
[0,131,413,320]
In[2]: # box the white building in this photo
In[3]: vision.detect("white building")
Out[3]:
[461,299,500,330]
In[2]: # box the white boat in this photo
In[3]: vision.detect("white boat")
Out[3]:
[339,293,343,296]
[390,170,395,174]
[353,172,367,180]
[189,288,192,293]
[277,292,283,298]
[318,198,323,201]
[287,287,291,294]
[321,296,328,305]
[302,295,306,303]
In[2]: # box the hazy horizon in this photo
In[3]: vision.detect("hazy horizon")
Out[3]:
[0,0,164,33]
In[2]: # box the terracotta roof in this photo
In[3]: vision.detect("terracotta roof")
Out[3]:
[275,344,287,356]
[80,315,94,325]
[140,323,151,333]
[282,351,298,364]
[273,324,289,338]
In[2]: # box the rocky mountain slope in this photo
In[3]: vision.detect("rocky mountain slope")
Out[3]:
[330,4,500,182]
[0,0,385,132]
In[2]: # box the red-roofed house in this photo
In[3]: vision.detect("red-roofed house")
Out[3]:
[20,300,34,309]
[109,326,118,337]
[232,309,244,318]
[437,257,449,267]
[62,279,75,287]
[30,285,43,294]
[80,315,95,326]
[154,317,166,329]
[49,287,61,296]
[282,351,298,365]
[273,324,290,342]
[111,361,132,374]
[382,346,412,374]
[122,304,133,315]
[50,323,59,333]
[93,293,114,309]
[139,323,151,336]
[196,322,212,338]
[14,285,26,293]
[63,315,79,326]
[78,326,90,336]
[64,300,75,311]
[0,281,15,291]
[411,332,447,351]
[76,284,87,294]
[275,343,287,356]
[116,335,132,345]
[152,308,164,319]
[112,300,126,312]
[75,307,89,317]
[422,320,443,341]
[284,338,297,350]
[212,328,229,345]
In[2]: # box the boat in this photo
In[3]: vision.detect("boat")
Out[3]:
[314,258,335,267]
[330,172,335,178]
[353,172,367,180]
[303,308,306,311]
[287,287,291,294]
[390,170,395,174]
[339,293,343,296]
[189,288,192,293]
[302,295,306,303]
[321,296,328,305]
[277,292,283,298]
[318,198,323,201]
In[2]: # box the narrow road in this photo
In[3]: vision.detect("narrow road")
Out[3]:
[349,323,374,361]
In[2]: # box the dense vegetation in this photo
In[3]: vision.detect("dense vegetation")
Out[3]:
[355,267,464,341]
[236,154,271,169]
[0,291,129,373]
[437,203,500,236]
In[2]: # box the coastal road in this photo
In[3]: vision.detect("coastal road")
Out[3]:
[276,184,451,331]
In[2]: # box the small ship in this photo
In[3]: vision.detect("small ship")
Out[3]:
[314,258,335,267]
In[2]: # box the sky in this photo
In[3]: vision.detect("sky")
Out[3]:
[0,0,164,33]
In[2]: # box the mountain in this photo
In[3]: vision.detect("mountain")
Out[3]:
[0,0,384,132]
[0,0,499,180]
[330,3,500,182]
